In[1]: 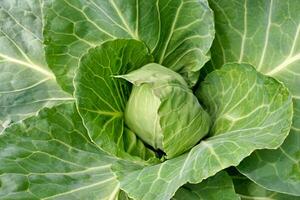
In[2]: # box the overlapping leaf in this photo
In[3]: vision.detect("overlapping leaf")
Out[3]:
[0,103,121,199]
[0,0,71,131]
[231,172,300,200]
[173,171,240,200]
[238,129,300,196]
[74,39,156,161]
[44,0,214,92]
[209,0,300,195]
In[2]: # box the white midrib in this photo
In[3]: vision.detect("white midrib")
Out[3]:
[266,53,300,75]
[27,165,111,176]
[109,0,139,39]
[158,1,183,63]
[266,24,300,75]
[202,141,225,169]
[257,0,273,70]
[41,177,117,200]
[239,0,248,62]
[0,53,54,78]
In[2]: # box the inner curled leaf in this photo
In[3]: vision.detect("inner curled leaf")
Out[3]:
[117,64,211,158]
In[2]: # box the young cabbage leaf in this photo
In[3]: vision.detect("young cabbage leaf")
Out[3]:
[117,64,210,158]
[74,39,156,162]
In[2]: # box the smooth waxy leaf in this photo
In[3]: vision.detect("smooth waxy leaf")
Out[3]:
[0,0,71,131]
[117,63,188,86]
[197,63,292,137]
[118,190,133,200]
[231,173,300,200]
[116,64,292,200]
[238,129,300,196]
[209,0,300,195]
[0,103,121,200]
[43,0,214,92]
[173,171,240,200]
[74,39,156,161]
[119,64,210,158]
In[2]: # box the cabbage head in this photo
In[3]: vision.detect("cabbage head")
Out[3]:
[117,64,210,158]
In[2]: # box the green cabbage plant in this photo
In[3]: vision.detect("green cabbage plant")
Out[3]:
[0,0,299,199]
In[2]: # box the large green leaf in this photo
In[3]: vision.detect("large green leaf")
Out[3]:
[0,103,122,199]
[173,171,240,200]
[43,0,214,92]
[0,0,72,131]
[116,63,292,200]
[209,0,300,195]
[197,63,292,137]
[238,129,300,196]
[74,39,156,161]
[231,172,300,200]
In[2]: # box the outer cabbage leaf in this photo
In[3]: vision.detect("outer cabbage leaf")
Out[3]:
[0,103,122,200]
[74,39,156,161]
[173,171,240,200]
[238,130,300,196]
[115,63,292,200]
[0,0,71,131]
[231,172,300,200]
[43,0,214,92]
[209,0,300,195]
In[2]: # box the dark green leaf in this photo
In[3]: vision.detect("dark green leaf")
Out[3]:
[231,173,300,200]
[74,39,156,161]
[0,103,121,199]
[0,0,71,131]
[44,0,215,92]
[173,171,240,200]
[208,0,300,195]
